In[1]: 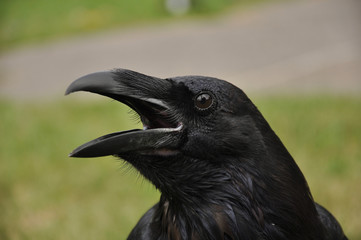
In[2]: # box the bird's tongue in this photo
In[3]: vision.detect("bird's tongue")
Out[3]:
[69,126,183,158]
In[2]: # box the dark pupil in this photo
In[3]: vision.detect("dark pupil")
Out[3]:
[196,93,212,109]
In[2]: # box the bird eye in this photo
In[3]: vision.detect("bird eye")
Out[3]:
[194,92,214,111]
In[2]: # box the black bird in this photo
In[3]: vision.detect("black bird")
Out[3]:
[66,69,347,240]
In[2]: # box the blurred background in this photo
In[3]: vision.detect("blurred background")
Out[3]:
[0,0,360,239]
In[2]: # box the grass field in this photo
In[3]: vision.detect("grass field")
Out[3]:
[0,96,360,239]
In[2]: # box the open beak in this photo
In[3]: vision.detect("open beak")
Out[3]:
[65,69,183,158]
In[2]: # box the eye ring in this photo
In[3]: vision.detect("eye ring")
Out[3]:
[194,91,215,111]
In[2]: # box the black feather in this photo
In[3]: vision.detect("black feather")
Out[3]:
[67,69,347,240]
[124,74,347,240]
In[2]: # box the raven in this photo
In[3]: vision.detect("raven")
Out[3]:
[66,69,347,240]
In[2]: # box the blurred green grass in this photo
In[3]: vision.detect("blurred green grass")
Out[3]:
[0,0,272,50]
[0,96,360,239]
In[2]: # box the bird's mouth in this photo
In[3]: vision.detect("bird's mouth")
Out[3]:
[65,70,184,158]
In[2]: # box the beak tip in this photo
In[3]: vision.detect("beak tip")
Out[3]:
[65,88,73,96]
[65,71,118,97]
[69,149,82,157]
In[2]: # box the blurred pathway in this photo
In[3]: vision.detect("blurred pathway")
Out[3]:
[0,0,360,99]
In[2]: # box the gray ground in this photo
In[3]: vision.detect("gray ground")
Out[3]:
[0,0,360,100]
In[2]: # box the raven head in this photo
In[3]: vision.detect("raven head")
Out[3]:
[66,69,272,201]
[66,69,326,238]
[66,69,262,167]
